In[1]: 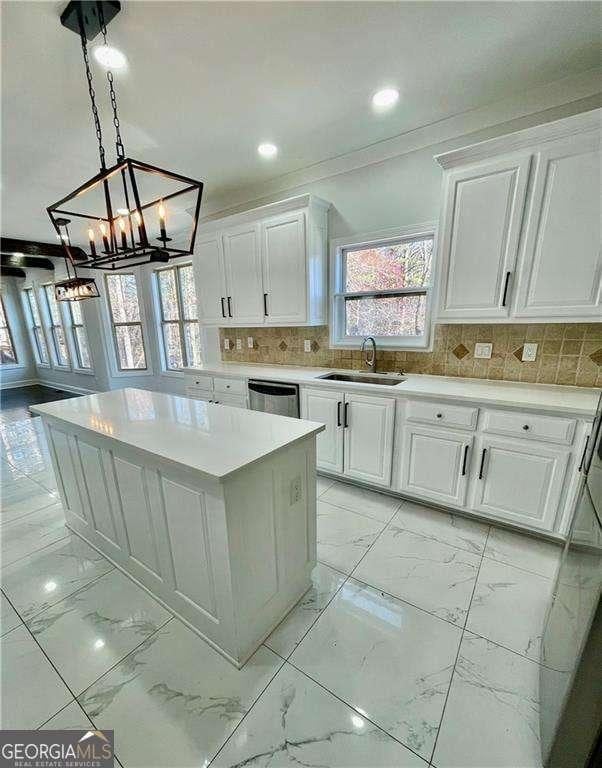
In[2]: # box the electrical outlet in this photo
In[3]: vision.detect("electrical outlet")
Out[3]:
[247,337,254,349]
[290,476,302,505]
[223,338,230,350]
[236,338,242,350]
[474,343,492,359]
[304,340,311,352]
[522,342,538,362]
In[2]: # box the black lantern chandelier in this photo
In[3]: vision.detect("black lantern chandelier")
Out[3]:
[48,1,204,300]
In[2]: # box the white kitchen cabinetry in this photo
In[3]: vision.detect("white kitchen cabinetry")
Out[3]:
[514,133,601,318]
[471,436,570,532]
[300,387,395,487]
[195,195,329,327]
[300,388,344,474]
[186,375,247,408]
[400,425,473,508]
[437,153,531,320]
[435,109,601,323]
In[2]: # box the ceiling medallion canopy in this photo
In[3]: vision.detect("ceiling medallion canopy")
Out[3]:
[47,1,204,300]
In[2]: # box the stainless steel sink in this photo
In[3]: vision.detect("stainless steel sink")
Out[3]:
[317,372,405,386]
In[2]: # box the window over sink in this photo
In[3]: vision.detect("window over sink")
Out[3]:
[330,224,436,349]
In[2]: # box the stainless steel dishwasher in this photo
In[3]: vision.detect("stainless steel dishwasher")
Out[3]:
[248,380,299,418]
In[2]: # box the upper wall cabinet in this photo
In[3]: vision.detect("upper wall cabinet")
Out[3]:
[194,195,329,327]
[435,109,601,323]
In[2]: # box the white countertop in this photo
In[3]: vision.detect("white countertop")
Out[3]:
[31,388,324,481]
[186,362,600,418]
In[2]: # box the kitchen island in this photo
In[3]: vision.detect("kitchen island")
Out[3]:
[31,388,324,667]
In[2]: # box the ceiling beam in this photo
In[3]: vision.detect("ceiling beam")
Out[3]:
[1,266,26,279]
[0,237,86,261]
[1,253,54,271]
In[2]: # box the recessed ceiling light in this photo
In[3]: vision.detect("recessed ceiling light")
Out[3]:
[93,45,127,70]
[372,87,399,109]
[257,142,278,159]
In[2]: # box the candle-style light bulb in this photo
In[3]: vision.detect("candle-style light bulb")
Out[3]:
[88,227,97,257]
[118,217,128,250]
[99,222,110,253]
[158,201,167,241]
[134,210,146,246]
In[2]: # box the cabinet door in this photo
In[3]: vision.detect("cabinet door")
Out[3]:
[195,235,228,325]
[261,212,307,324]
[213,392,247,409]
[400,426,472,507]
[343,394,395,486]
[438,153,531,320]
[222,224,264,324]
[515,135,601,318]
[300,388,344,474]
[471,436,570,532]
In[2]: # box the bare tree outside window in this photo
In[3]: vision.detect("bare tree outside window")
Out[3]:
[156,264,201,370]
[24,288,49,365]
[0,296,18,365]
[105,273,147,371]
[42,285,70,366]
[67,300,92,370]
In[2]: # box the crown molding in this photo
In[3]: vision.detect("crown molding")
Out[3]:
[435,108,601,169]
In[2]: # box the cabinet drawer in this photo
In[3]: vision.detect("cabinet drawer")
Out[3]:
[406,400,478,430]
[213,376,246,395]
[185,386,212,401]
[482,410,576,445]
[214,392,247,409]
[189,375,213,389]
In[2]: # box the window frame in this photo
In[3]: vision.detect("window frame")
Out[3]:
[22,286,51,368]
[41,283,71,369]
[103,271,151,375]
[0,294,19,367]
[329,223,438,350]
[66,300,94,374]
[154,262,201,372]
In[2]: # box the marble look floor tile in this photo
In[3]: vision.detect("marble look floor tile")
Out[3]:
[466,558,553,662]
[1,503,68,566]
[39,700,94,730]
[27,569,171,695]
[320,481,401,522]
[265,563,346,658]
[394,501,489,555]
[432,633,542,768]
[316,475,336,496]
[213,663,425,768]
[290,579,462,760]
[1,624,72,729]
[1,591,21,636]
[0,474,59,525]
[1,533,114,622]
[317,501,386,575]
[354,524,481,626]
[484,527,561,579]
[78,619,282,768]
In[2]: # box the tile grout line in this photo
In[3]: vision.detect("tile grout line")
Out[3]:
[427,526,492,765]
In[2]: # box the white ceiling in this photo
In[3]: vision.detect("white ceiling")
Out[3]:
[1,1,600,242]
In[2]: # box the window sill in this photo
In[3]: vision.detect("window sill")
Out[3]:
[161,369,186,379]
[72,367,95,376]
[110,367,154,378]
[0,363,24,371]
[330,337,432,352]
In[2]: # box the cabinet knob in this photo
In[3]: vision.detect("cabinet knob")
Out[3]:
[436,413,443,419]
[226,385,230,389]
[523,424,530,431]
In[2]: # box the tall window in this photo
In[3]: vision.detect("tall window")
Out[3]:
[42,285,70,367]
[0,296,18,365]
[156,264,201,369]
[105,273,147,371]
[67,301,92,370]
[24,288,49,365]
[331,229,435,349]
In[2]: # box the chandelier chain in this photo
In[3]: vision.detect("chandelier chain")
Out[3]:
[100,13,125,161]
[79,27,106,170]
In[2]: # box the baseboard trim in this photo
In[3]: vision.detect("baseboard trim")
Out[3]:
[0,378,40,390]
[0,378,100,396]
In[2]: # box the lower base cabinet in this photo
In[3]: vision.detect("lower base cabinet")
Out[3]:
[300,388,395,487]
[400,426,473,508]
[471,436,570,532]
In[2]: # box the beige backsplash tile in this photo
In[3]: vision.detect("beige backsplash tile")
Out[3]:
[219,323,602,388]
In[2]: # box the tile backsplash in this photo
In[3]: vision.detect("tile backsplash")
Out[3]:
[219,323,602,388]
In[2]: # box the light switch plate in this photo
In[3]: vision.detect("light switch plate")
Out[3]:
[236,338,242,350]
[474,343,492,359]
[223,338,230,350]
[304,340,311,352]
[522,342,538,362]
[247,337,254,349]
